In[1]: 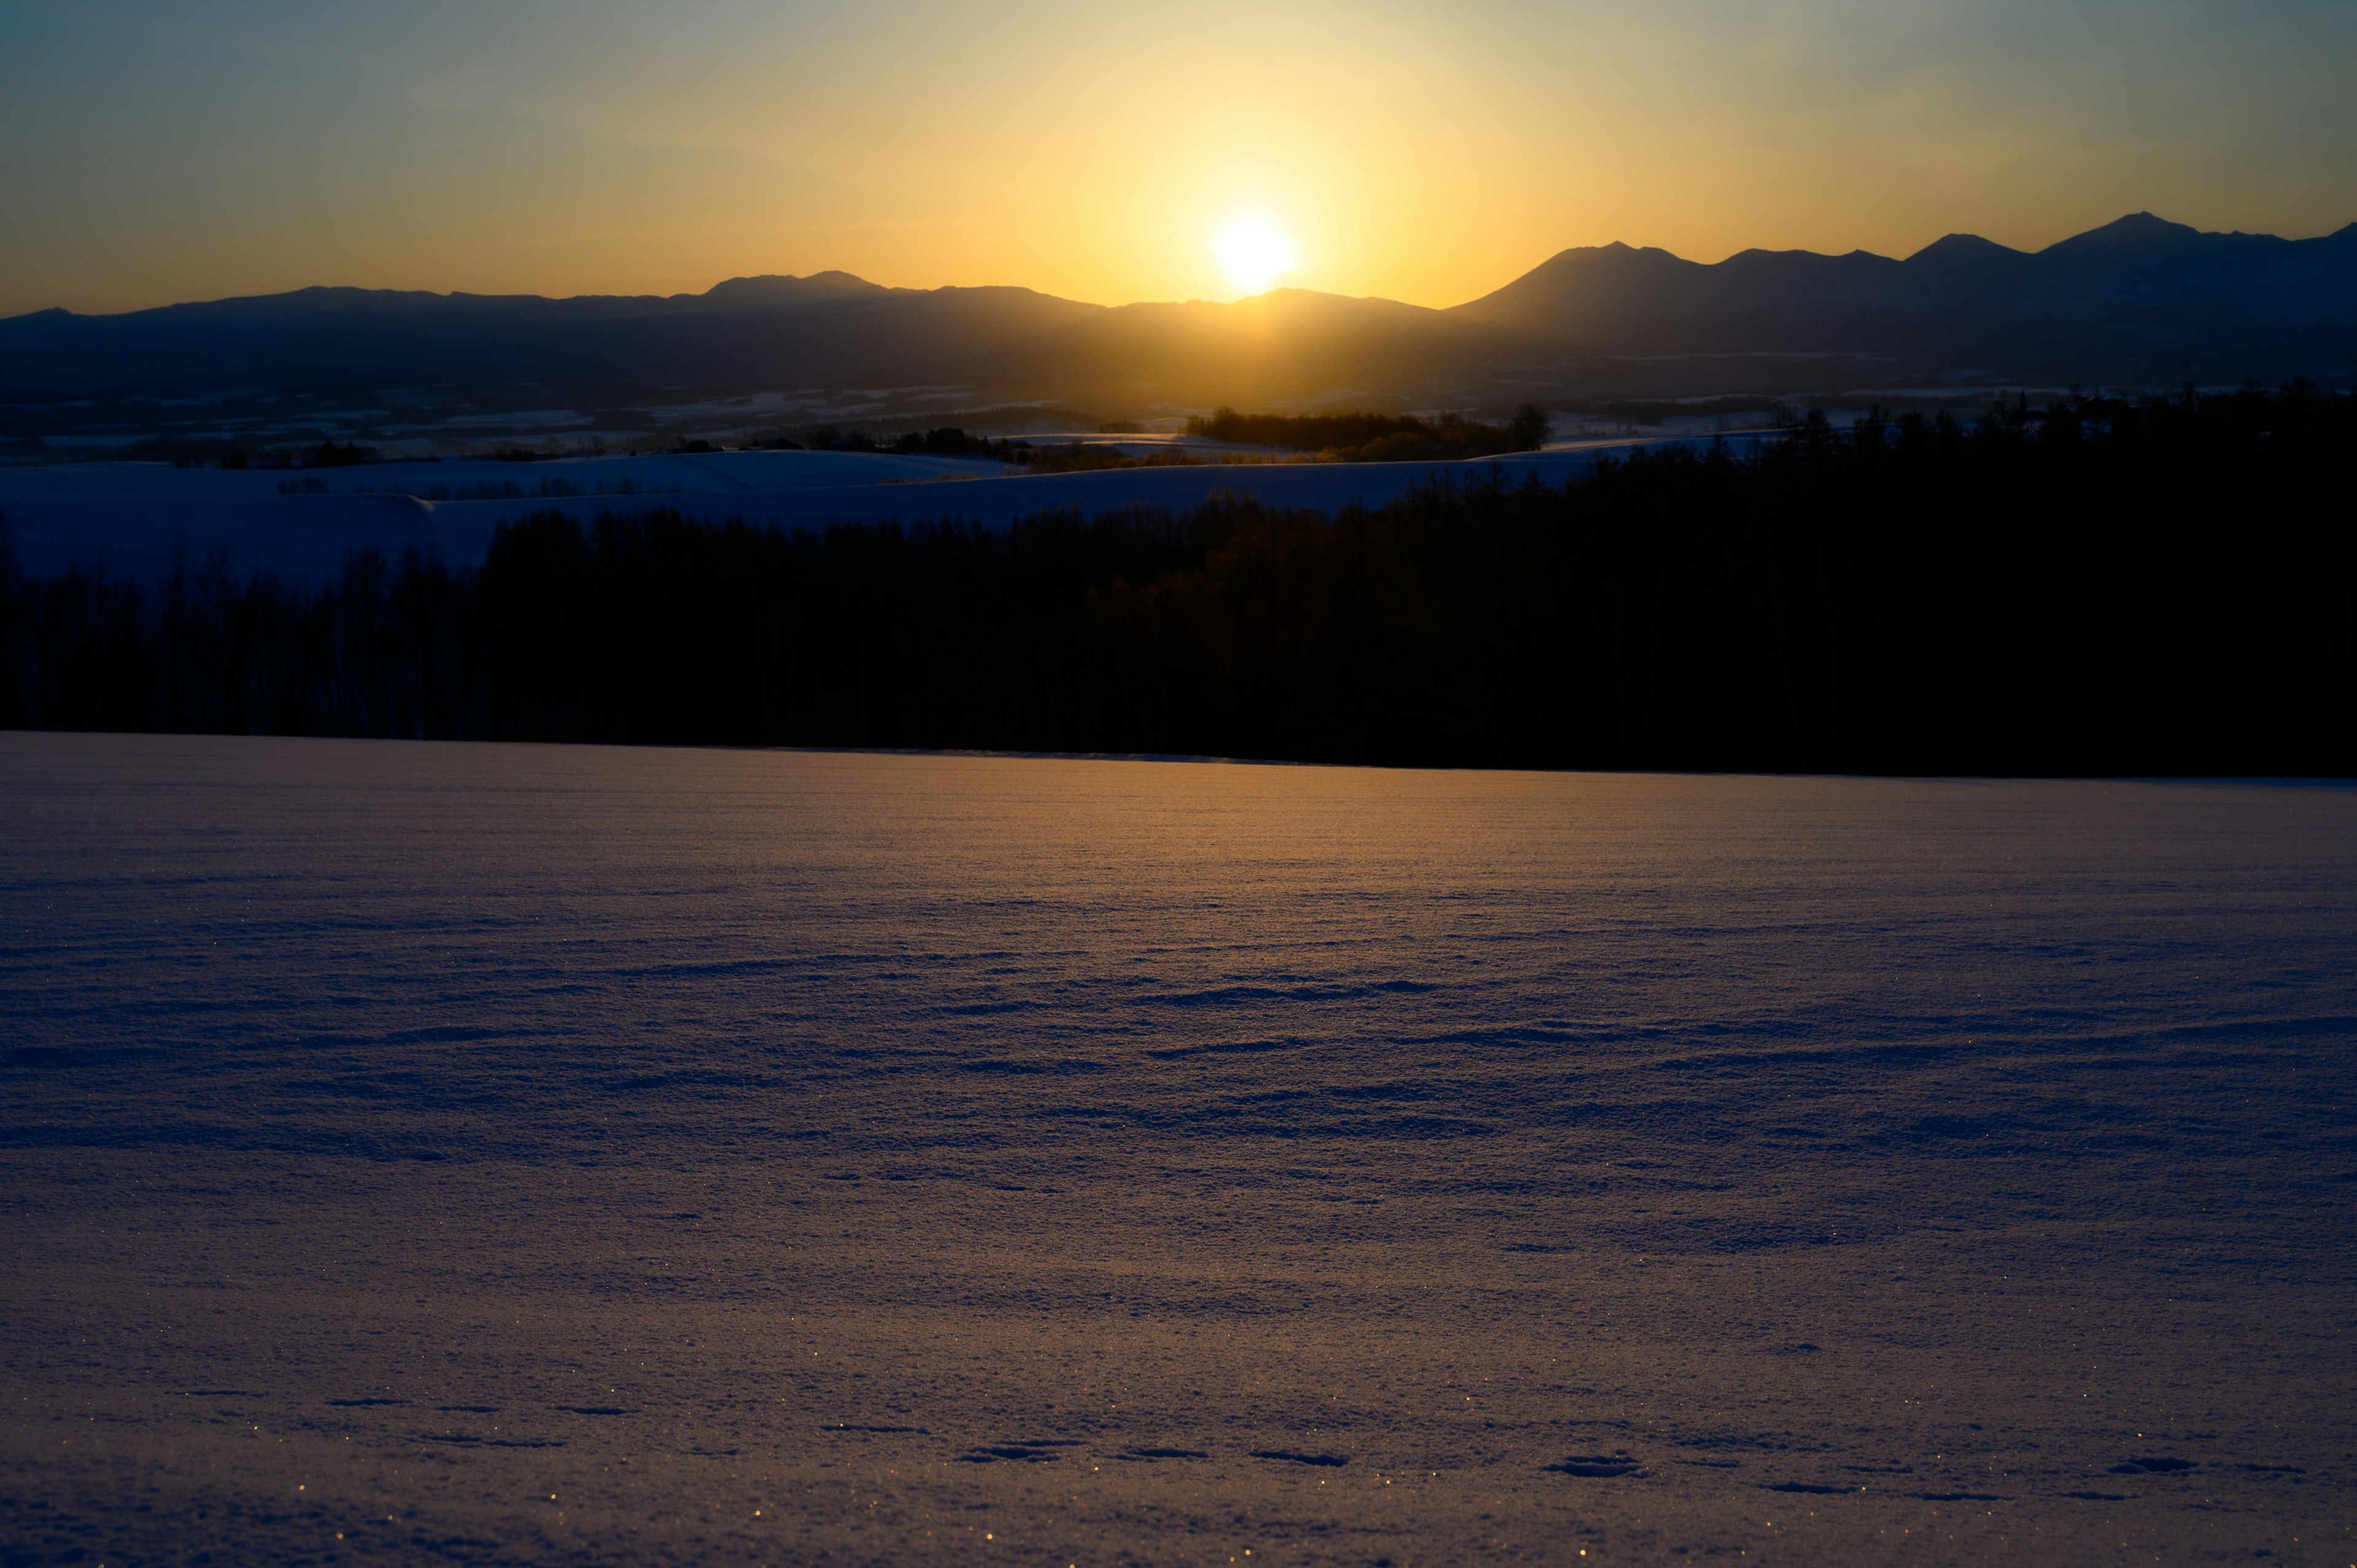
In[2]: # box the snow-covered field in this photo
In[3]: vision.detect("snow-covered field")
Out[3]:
[2,733,2350,1565]
[0,435,1768,580]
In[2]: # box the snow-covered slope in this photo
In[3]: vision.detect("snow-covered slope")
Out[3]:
[1,436,1765,579]
[4,735,2351,1564]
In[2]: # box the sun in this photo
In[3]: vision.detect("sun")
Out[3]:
[1213,218,1298,295]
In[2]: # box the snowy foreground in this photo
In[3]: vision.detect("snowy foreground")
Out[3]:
[0,435,1757,581]
[2,736,2352,1566]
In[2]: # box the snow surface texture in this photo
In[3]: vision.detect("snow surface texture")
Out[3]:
[4,735,2351,1566]
[0,436,1755,581]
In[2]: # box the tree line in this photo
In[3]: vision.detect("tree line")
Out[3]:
[3,387,2351,774]
[1186,406,1554,461]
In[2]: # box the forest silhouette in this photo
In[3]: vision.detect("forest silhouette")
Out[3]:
[4,386,2351,775]
[1186,406,1555,461]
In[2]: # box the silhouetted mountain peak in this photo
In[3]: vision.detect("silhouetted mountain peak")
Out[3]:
[1524,241,1679,268]
[1907,232,2028,264]
[700,271,889,304]
[2043,212,2206,253]
[1717,246,1898,273]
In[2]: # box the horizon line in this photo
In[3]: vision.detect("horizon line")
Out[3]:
[11,210,2355,325]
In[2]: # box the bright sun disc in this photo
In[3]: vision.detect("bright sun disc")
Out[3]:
[1215,220,1296,294]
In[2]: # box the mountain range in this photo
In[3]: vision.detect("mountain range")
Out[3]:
[3,214,2351,425]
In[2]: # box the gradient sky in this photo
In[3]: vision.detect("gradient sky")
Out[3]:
[4,0,2354,319]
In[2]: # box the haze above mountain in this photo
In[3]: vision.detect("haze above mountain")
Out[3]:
[4,214,2351,417]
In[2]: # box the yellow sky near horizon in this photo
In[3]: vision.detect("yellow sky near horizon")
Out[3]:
[4,1,2355,319]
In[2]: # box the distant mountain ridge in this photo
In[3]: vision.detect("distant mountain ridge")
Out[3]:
[3,214,2351,414]
[1453,214,2357,353]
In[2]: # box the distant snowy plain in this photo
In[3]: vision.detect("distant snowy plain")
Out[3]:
[2,736,2351,1565]
[0,435,1763,581]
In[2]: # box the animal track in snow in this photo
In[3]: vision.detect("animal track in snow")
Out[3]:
[957,1440,1080,1464]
